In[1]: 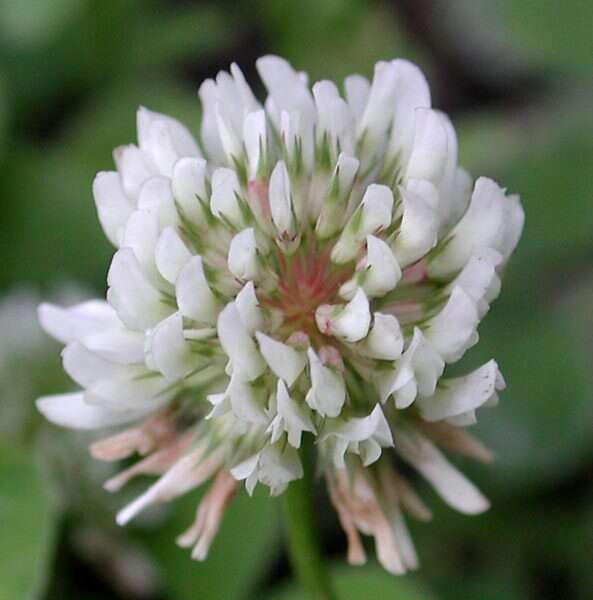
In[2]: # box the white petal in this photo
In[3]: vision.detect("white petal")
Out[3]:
[122,209,162,286]
[315,288,371,343]
[113,144,156,199]
[344,74,370,121]
[38,300,118,344]
[331,184,393,263]
[361,235,401,298]
[62,341,129,387]
[258,444,303,496]
[210,167,245,228]
[226,375,268,424]
[418,360,504,422]
[275,379,315,448]
[392,182,439,267]
[448,249,502,318]
[172,157,208,226]
[151,313,197,381]
[256,55,315,128]
[36,393,146,430]
[315,153,360,238]
[255,332,306,387]
[82,327,145,365]
[305,348,346,418]
[228,228,260,281]
[498,193,524,263]
[243,110,267,180]
[107,248,173,330]
[360,313,403,360]
[235,281,265,333]
[175,255,220,324]
[137,176,179,229]
[93,172,134,246]
[424,286,479,362]
[269,160,295,236]
[428,177,510,279]
[217,302,266,381]
[404,109,448,183]
[155,227,192,284]
[387,59,431,167]
[198,79,226,164]
[395,429,490,514]
[137,106,201,176]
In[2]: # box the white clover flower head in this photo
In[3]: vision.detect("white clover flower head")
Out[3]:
[37,56,523,573]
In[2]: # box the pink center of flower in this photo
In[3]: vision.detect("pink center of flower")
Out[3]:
[263,244,354,342]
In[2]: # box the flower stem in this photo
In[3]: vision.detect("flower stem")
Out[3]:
[283,435,337,600]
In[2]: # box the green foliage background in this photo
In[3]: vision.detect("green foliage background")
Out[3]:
[0,1,592,598]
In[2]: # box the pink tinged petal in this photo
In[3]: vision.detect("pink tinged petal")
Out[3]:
[424,286,479,362]
[151,313,197,381]
[113,144,156,199]
[177,471,237,561]
[92,171,134,246]
[175,255,220,324]
[155,227,192,284]
[104,434,192,492]
[418,360,504,423]
[137,106,201,177]
[38,300,119,344]
[217,302,266,381]
[172,157,208,226]
[327,475,367,566]
[36,392,146,430]
[107,248,173,330]
[255,332,306,387]
[116,446,224,525]
[395,429,490,515]
[90,414,174,461]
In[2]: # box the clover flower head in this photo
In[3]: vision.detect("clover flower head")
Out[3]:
[38,55,523,573]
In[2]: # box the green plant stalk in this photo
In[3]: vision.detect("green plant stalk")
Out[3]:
[283,435,337,600]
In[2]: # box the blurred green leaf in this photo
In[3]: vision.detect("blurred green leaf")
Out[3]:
[257,0,429,82]
[476,0,593,73]
[0,443,56,600]
[141,487,280,600]
[266,564,436,600]
[0,0,87,50]
[464,307,593,488]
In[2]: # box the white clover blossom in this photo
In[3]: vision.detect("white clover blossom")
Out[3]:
[37,56,523,572]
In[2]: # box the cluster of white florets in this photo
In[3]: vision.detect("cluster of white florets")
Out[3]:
[38,56,523,573]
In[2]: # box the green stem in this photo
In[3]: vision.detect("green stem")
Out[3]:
[283,435,337,600]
